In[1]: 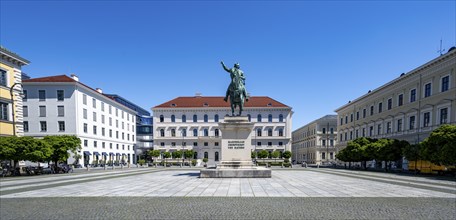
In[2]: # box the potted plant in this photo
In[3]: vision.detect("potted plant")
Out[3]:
[203,158,208,167]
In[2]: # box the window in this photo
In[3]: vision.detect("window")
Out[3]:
[350,131,353,140]
[410,89,416,102]
[160,142,165,147]
[109,129,112,137]
[39,90,46,101]
[109,105,112,114]
[58,121,65,132]
[204,142,208,147]
[109,117,112,126]
[409,116,415,130]
[182,129,187,137]
[350,114,353,122]
[398,94,403,106]
[322,152,326,159]
[94,141,97,148]
[268,142,272,147]
[424,83,431,98]
[116,109,118,117]
[397,119,402,132]
[214,142,219,146]
[214,114,219,122]
[102,127,105,136]
[268,114,273,122]
[369,126,373,136]
[279,128,283,136]
[102,142,105,149]
[386,122,391,134]
[204,152,208,159]
[279,114,283,122]
[83,109,87,119]
[279,142,283,146]
[345,116,348,124]
[101,115,105,124]
[84,140,88,147]
[182,115,186,122]
[57,106,64,117]
[378,102,383,113]
[193,115,197,122]
[116,131,119,139]
[370,106,374,116]
[363,109,366,118]
[23,90,27,101]
[215,129,219,137]
[0,69,6,86]
[423,112,430,127]
[160,129,165,137]
[93,125,97,135]
[23,106,28,117]
[322,140,326,146]
[23,121,29,132]
[171,129,176,137]
[268,128,272,136]
[257,114,262,122]
[377,124,381,135]
[193,128,198,136]
[257,128,262,136]
[39,106,46,117]
[83,94,87,105]
[330,140,334,147]
[204,129,209,136]
[362,128,365,137]
[116,120,118,128]
[440,108,448,124]
[355,130,358,138]
[193,142,198,147]
[204,114,208,122]
[257,142,262,146]
[356,112,359,120]
[441,76,449,92]
[93,112,97,122]
[171,142,176,147]
[101,102,105,112]
[387,98,392,110]
[110,143,112,149]
[40,121,47,132]
[171,115,175,122]
[247,114,251,122]
[83,123,88,133]
[340,118,343,125]
[215,152,219,161]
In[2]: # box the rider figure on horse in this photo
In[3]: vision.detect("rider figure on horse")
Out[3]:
[221,61,249,102]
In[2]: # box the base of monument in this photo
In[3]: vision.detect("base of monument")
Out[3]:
[200,167,271,178]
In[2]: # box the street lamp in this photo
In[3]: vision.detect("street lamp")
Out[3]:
[9,83,23,136]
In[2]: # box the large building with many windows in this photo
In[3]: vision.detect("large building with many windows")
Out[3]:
[335,47,455,153]
[152,96,292,165]
[0,46,30,137]
[104,94,153,164]
[292,115,337,165]
[22,74,136,166]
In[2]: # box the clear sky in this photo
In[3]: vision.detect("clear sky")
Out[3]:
[1,0,455,130]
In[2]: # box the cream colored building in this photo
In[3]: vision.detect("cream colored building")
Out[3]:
[335,47,455,153]
[0,47,30,136]
[292,115,337,165]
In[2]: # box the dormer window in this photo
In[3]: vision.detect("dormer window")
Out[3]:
[171,103,177,107]
[267,103,272,107]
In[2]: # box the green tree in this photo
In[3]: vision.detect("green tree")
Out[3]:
[402,144,422,173]
[271,150,280,163]
[203,157,208,166]
[421,124,456,166]
[251,151,257,159]
[0,136,17,162]
[44,135,81,166]
[184,150,194,166]
[22,138,52,163]
[258,150,269,163]
[149,150,161,165]
[375,139,408,171]
[162,151,171,166]
[282,150,292,160]
[172,150,183,160]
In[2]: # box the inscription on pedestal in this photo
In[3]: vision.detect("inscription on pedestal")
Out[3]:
[228,140,245,149]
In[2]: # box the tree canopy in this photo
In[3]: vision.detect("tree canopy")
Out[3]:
[421,124,456,166]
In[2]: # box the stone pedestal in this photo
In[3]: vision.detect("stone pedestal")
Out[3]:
[200,116,271,178]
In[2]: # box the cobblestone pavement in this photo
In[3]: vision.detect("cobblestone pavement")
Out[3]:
[1,168,455,219]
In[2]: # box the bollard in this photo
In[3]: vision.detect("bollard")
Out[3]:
[86,165,90,172]
[317,164,319,168]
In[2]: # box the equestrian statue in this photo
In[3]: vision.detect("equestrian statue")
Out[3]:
[221,61,249,116]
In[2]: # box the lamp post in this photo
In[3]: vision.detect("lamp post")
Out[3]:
[9,83,23,136]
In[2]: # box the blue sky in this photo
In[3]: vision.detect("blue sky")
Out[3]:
[1,0,455,130]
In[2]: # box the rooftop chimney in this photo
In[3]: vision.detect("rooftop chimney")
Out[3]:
[96,88,103,94]
[70,74,79,82]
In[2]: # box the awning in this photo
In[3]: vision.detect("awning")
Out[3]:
[116,153,121,156]
[83,151,91,156]
[109,152,115,156]
[93,152,100,156]
[102,152,108,156]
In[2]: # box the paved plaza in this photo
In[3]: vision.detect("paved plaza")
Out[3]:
[1,168,455,219]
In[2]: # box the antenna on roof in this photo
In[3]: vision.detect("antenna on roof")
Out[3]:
[437,38,446,56]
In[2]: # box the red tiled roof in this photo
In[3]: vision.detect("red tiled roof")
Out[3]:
[153,96,290,109]
[23,75,75,83]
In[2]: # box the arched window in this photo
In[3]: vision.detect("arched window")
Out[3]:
[279,128,283,136]
[193,115,197,122]
[193,129,198,137]
[160,129,165,137]
[215,152,219,161]
[204,129,209,136]
[268,114,273,122]
[182,115,186,122]
[257,114,262,122]
[160,115,164,122]
[279,114,283,122]
[182,129,187,137]
[171,129,176,137]
[268,128,273,136]
[214,129,219,137]
[257,128,262,136]
[247,114,251,122]
[171,115,175,122]
[204,152,208,159]
[214,114,219,122]
[204,114,208,122]
[194,152,198,159]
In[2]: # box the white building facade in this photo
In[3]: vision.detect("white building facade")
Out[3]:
[292,115,338,165]
[152,96,293,165]
[22,74,136,166]
[335,48,456,155]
